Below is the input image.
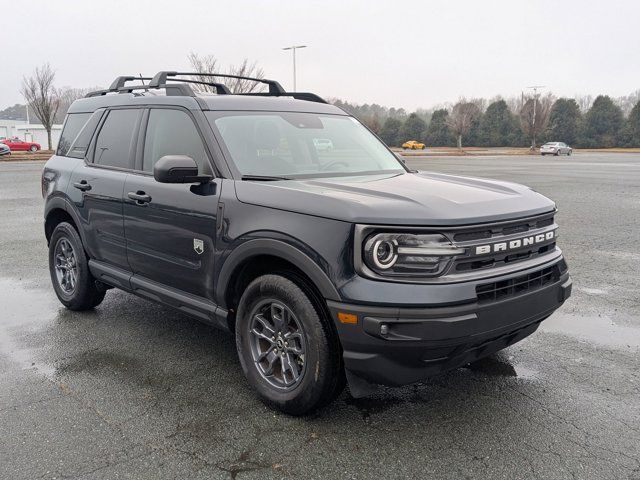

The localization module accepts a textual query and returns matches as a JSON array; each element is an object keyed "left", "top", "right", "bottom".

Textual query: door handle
[
  {"left": 73, "top": 180, "right": 92, "bottom": 191},
  {"left": 127, "top": 191, "right": 152, "bottom": 204}
]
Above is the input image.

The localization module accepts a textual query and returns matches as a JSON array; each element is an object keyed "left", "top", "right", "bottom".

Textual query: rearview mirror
[{"left": 153, "top": 155, "right": 211, "bottom": 184}]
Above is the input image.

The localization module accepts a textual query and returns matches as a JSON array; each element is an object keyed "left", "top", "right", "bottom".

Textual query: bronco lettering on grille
[{"left": 475, "top": 230, "right": 556, "bottom": 255}]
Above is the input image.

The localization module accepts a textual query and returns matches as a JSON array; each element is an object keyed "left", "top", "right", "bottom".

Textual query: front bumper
[{"left": 328, "top": 262, "right": 571, "bottom": 386}]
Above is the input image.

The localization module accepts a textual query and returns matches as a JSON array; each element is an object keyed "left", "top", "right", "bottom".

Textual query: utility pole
[
  {"left": 282, "top": 45, "right": 307, "bottom": 91},
  {"left": 526, "top": 85, "right": 546, "bottom": 149}
]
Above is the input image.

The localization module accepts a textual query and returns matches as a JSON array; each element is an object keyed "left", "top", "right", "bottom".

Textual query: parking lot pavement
[{"left": 1, "top": 154, "right": 639, "bottom": 479}]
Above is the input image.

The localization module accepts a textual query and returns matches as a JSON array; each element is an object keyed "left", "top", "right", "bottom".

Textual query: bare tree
[
  {"left": 519, "top": 93, "right": 554, "bottom": 148},
  {"left": 446, "top": 100, "right": 481, "bottom": 149},
  {"left": 575, "top": 94, "right": 594, "bottom": 114},
  {"left": 55, "top": 86, "right": 100, "bottom": 122},
  {"left": 187, "top": 53, "right": 265, "bottom": 94},
  {"left": 21, "top": 63, "right": 60, "bottom": 150}
]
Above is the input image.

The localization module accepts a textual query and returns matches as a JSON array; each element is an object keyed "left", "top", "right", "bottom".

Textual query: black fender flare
[
  {"left": 215, "top": 238, "right": 341, "bottom": 307},
  {"left": 44, "top": 196, "right": 87, "bottom": 246}
]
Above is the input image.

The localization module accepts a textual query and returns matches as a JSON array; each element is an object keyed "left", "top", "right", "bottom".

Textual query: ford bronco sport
[{"left": 42, "top": 72, "right": 572, "bottom": 415}]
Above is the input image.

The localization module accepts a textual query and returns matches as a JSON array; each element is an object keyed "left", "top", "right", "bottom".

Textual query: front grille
[
  {"left": 448, "top": 212, "right": 557, "bottom": 273},
  {"left": 475, "top": 266, "right": 559, "bottom": 303},
  {"left": 455, "top": 242, "right": 556, "bottom": 272}
]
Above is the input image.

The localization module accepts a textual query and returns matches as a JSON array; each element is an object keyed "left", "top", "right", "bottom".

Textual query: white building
[{"left": 0, "top": 119, "right": 63, "bottom": 149}]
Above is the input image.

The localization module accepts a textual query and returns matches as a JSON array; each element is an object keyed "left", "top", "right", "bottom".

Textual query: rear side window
[
  {"left": 93, "top": 109, "right": 140, "bottom": 169},
  {"left": 57, "top": 113, "right": 91, "bottom": 156},
  {"left": 66, "top": 110, "right": 104, "bottom": 159},
  {"left": 142, "top": 109, "right": 208, "bottom": 173}
]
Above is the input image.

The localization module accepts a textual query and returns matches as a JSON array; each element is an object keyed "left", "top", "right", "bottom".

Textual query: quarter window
[
  {"left": 57, "top": 113, "right": 91, "bottom": 156},
  {"left": 93, "top": 109, "right": 140, "bottom": 169},
  {"left": 142, "top": 109, "right": 208, "bottom": 174}
]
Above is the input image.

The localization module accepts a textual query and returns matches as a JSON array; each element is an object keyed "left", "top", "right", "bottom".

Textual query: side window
[
  {"left": 67, "top": 110, "right": 104, "bottom": 159},
  {"left": 93, "top": 109, "right": 139, "bottom": 169},
  {"left": 57, "top": 113, "right": 91, "bottom": 156},
  {"left": 142, "top": 109, "right": 208, "bottom": 174}
]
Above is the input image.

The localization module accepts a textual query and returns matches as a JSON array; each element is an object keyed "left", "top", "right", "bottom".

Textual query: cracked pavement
[{"left": 0, "top": 153, "right": 639, "bottom": 479}]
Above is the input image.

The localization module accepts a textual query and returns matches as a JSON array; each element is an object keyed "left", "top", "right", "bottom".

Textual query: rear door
[
  {"left": 123, "top": 107, "right": 221, "bottom": 300},
  {"left": 67, "top": 108, "right": 142, "bottom": 272}
]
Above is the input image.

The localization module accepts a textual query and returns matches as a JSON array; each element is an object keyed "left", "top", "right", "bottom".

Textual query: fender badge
[{"left": 193, "top": 238, "right": 204, "bottom": 255}]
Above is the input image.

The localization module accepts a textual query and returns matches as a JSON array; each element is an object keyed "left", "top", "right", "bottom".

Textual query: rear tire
[
  {"left": 49, "top": 222, "right": 106, "bottom": 310},
  {"left": 235, "top": 274, "right": 344, "bottom": 415}
]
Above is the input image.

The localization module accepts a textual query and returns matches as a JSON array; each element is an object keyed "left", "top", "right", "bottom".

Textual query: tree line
[
  {"left": 7, "top": 61, "right": 640, "bottom": 150},
  {"left": 333, "top": 93, "right": 640, "bottom": 149}
]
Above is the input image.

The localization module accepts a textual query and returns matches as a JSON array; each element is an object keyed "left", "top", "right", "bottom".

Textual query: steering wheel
[{"left": 319, "top": 160, "right": 349, "bottom": 171}]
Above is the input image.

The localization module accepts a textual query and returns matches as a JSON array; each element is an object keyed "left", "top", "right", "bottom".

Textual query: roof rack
[
  {"left": 149, "top": 71, "right": 286, "bottom": 95},
  {"left": 85, "top": 72, "right": 328, "bottom": 104}
]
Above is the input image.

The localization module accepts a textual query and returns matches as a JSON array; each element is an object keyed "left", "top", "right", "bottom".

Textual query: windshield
[{"left": 206, "top": 112, "right": 404, "bottom": 178}]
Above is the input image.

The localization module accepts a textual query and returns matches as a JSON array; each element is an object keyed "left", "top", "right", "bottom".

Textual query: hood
[{"left": 234, "top": 171, "right": 556, "bottom": 226}]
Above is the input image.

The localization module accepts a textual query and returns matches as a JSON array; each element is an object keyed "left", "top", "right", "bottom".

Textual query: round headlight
[{"left": 372, "top": 238, "right": 398, "bottom": 269}]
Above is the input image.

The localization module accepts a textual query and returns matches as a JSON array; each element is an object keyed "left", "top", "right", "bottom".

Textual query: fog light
[{"left": 380, "top": 324, "right": 389, "bottom": 335}]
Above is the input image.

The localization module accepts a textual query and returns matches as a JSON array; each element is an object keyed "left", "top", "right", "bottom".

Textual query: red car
[{"left": 1, "top": 137, "right": 41, "bottom": 152}]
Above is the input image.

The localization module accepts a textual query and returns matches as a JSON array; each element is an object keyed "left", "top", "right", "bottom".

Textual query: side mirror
[{"left": 153, "top": 155, "right": 211, "bottom": 184}]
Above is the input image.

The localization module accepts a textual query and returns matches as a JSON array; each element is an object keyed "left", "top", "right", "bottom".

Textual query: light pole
[
  {"left": 282, "top": 45, "right": 307, "bottom": 91},
  {"left": 526, "top": 85, "right": 546, "bottom": 149}
]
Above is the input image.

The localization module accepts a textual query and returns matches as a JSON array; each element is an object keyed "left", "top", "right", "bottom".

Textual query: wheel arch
[
  {"left": 216, "top": 239, "right": 341, "bottom": 331},
  {"left": 44, "top": 197, "right": 85, "bottom": 245}
]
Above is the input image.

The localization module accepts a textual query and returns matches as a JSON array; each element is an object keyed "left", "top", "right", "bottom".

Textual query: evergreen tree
[
  {"left": 623, "top": 101, "right": 640, "bottom": 147},
  {"left": 547, "top": 98, "right": 581, "bottom": 145},
  {"left": 379, "top": 117, "right": 403, "bottom": 147},
  {"left": 478, "top": 100, "right": 515, "bottom": 146},
  {"left": 425, "top": 109, "right": 452, "bottom": 146},
  {"left": 399, "top": 113, "right": 427, "bottom": 142},
  {"left": 583, "top": 95, "right": 624, "bottom": 147}
]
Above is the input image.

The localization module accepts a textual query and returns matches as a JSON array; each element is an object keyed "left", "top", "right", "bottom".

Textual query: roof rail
[
  {"left": 86, "top": 75, "right": 153, "bottom": 97},
  {"left": 85, "top": 71, "right": 328, "bottom": 104},
  {"left": 150, "top": 71, "right": 286, "bottom": 95}
]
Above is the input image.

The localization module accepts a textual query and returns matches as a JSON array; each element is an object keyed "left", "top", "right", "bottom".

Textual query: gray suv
[{"left": 42, "top": 72, "right": 572, "bottom": 414}]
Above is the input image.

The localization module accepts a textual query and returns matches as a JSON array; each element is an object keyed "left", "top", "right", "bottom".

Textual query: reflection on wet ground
[{"left": 541, "top": 312, "right": 640, "bottom": 349}]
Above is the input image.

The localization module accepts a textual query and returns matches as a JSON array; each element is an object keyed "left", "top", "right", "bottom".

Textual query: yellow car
[{"left": 402, "top": 140, "right": 426, "bottom": 150}]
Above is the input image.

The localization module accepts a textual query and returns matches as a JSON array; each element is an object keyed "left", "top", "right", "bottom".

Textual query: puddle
[
  {"left": 577, "top": 287, "right": 609, "bottom": 295},
  {"left": 0, "top": 278, "right": 60, "bottom": 377},
  {"left": 540, "top": 313, "right": 640, "bottom": 349},
  {"left": 465, "top": 354, "right": 540, "bottom": 380}
]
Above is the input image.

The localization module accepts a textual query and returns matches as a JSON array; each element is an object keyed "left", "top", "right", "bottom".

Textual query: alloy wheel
[
  {"left": 248, "top": 299, "right": 307, "bottom": 390},
  {"left": 54, "top": 238, "right": 78, "bottom": 293}
]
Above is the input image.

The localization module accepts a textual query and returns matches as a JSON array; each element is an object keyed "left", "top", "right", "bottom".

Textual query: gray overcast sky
[{"left": 1, "top": 0, "right": 639, "bottom": 111}]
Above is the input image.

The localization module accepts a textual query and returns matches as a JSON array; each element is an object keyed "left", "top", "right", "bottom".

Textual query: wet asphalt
[{"left": 0, "top": 153, "right": 639, "bottom": 479}]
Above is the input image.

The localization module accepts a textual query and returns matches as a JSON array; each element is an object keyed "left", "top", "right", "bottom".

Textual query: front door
[{"left": 123, "top": 107, "right": 220, "bottom": 300}]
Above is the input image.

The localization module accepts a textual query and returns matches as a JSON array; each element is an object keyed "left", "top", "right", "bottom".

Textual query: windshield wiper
[{"left": 241, "top": 175, "right": 292, "bottom": 181}]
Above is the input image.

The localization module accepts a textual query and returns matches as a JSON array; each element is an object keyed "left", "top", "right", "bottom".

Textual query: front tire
[
  {"left": 567, "top": 149, "right": 572, "bottom": 156},
  {"left": 30, "top": 145, "right": 38, "bottom": 152},
  {"left": 235, "top": 274, "right": 344, "bottom": 415},
  {"left": 49, "top": 222, "right": 105, "bottom": 310}
]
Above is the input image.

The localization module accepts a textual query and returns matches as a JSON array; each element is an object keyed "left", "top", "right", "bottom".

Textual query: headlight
[{"left": 363, "top": 233, "right": 465, "bottom": 277}]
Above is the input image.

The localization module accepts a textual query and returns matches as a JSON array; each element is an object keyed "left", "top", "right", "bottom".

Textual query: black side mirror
[{"left": 153, "top": 155, "right": 211, "bottom": 184}]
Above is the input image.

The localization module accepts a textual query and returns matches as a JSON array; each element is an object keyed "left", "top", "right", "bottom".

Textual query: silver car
[
  {"left": 540, "top": 142, "right": 572, "bottom": 156},
  {"left": 0, "top": 143, "right": 11, "bottom": 156}
]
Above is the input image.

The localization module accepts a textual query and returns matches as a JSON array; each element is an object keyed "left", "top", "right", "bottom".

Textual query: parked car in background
[
  {"left": 402, "top": 140, "right": 426, "bottom": 150},
  {"left": 0, "top": 143, "right": 10, "bottom": 156},
  {"left": 540, "top": 142, "right": 572, "bottom": 156},
  {"left": 313, "top": 138, "right": 334, "bottom": 151},
  {"left": 1, "top": 137, "right": 41, "bottom": 152}
]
